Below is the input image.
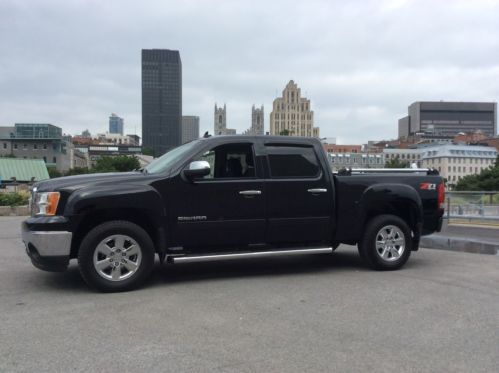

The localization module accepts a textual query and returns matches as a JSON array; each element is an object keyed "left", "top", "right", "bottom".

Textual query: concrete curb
[
  {"left": 421, "top": 235, "right": 499, "bottom": 255},
  {"left": 0, "top": 205, "right": 29, "bottom": 216}
]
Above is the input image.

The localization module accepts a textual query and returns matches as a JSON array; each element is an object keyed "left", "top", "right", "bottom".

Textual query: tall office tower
[
  {"left": 398, "top": 101, "right": 497, "bottom": 139},
  {"left": 214, "top": 104, "right": 236, "bottom": 135},
  {"left": 270, "top": 80, "right": 319, "bottom": 137},
  {"left": 181, "top": 116, "right": 200, "bottom": 144},
  {"left": 109, "top": 113, "right": 124, "bottom": 135},
  {"left": 142, "top": 49, "right": 182, "bottom": 156},
  {"left": 243, "top": 105, "right": 265, "bottom": 135}
]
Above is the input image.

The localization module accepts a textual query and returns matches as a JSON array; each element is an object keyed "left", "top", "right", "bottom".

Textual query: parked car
[{"left": 22, "top": 136, "right": 444, "bottom": 292}]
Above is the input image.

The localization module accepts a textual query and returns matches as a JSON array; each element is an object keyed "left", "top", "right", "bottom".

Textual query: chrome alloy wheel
[
  {"left": 92, "top": 235, "right": 142, "bottom": 282},
  {"left": 375, "top": 225, "right": 406, "bottom": 262}
]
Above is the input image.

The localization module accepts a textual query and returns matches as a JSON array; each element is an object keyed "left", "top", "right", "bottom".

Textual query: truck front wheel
[
  {"left": 78, "top": 220, "right": 155, "bottom": 292},
  {"left": 359, "top": 214, "right": 412, "bottom": 270}
]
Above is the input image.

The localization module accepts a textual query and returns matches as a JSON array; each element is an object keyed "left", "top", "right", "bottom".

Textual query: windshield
[{"left": 144, "top": 140, "right": 201, "bottom": 174}]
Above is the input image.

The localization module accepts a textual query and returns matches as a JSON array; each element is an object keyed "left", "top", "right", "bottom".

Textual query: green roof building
[
  {"left": 0, "top": 158, "right": 49, "bottom": 184},
  {"left": 0, "top": 123, "right": 71, "bottom": 172}
]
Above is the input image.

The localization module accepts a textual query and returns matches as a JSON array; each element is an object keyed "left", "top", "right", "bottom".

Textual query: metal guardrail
[{"left": 445, "top": 191, "right": 499, "bottom": 225}]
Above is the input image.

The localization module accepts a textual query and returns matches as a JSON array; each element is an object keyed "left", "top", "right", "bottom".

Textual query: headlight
[{"left": 33, "top": 192, "right": 61, "bottom": 216}]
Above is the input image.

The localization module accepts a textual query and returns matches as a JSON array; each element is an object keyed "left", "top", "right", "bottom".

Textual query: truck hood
[{"left": 34, "top": 172, "right": 146, "bottom": 193}]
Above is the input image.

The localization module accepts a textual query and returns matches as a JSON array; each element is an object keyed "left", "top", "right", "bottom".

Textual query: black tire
[
  {"left": 358, "top": 214, "right": 412, "bottom": 270},
  {"left": 78, "top": 220, "right": 155, "bottom": 292}
]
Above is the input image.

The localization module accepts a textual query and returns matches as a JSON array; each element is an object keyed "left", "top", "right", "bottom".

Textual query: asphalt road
[{"left": 1, "top": 217, "right": 498, "bottom": 373}]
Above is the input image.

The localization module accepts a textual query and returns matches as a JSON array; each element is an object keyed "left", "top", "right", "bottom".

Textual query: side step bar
[{"left": 168, "top": 247, "right": 333, "bottom": 264}]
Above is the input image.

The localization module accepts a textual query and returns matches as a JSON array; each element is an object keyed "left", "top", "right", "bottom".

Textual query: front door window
[{"left": 194, "top": 143, "right": 256, "bottom": 179}]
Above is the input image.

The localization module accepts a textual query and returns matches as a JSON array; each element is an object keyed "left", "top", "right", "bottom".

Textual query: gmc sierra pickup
[{"left": 22, "top": 136, "right": 444, "bottom": 292}]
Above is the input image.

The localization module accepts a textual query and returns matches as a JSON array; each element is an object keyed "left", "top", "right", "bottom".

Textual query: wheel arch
[
  {"left": 70, "top": 207, "right": 166, "bottom": 259},
  {"left": 358, "top": 183, "right": 423, "bottom": 245}
]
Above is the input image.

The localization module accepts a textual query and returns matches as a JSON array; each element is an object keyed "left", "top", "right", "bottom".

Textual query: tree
[
  {"left": 47, "top": 166, "right": 62, "bottom": 178},
  {"left": 279, "top": 129, "right": 292, "bottom": 136},
  {"left": 94, "top": 155, "right": 141, "bottom": 173},
  {"left": 65, "top": 167, "right": 90, "bottom": 176},
  {"left": 385, "top": 156, "right": 409, "bottom": 168},
  {"left": 455, "top": 155, "right": 499, "bottom": 191},
  {"left": 142, "top": 147, "right": 155, "bottom": 157}
]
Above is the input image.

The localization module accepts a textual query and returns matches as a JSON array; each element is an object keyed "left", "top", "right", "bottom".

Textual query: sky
[{"left": 1, "top": 0, "right": 499, "bottom": 144}]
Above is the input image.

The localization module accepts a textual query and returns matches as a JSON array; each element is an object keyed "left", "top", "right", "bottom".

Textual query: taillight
[{"left": 437, "top": 182, "right": 445, "bottom": 210}]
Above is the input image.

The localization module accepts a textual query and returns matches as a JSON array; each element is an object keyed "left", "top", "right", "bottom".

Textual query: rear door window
[{"left": 266, "top": 145, "right": 320, "bottom": 178}]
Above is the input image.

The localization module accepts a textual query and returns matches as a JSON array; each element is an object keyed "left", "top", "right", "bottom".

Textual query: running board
[{"left": 169, "top": 247, "right": 333, "bottom": 264}]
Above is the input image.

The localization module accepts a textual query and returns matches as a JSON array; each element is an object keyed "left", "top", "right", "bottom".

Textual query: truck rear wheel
[
  {"left": 359, "top": 214, "right": 412, "bottom": 270},
  {"left": 78, "top": 220, "right": 155, "bottom": 292}
]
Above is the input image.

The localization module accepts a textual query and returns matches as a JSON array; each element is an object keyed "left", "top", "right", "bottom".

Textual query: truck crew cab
[{"left": 22, "top": 136, "right": 445, "bottom": 292}]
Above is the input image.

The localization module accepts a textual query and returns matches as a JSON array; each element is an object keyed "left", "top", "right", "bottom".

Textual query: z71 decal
[{"left": 420, "top": 183, "right": 436, "bottom": 190}]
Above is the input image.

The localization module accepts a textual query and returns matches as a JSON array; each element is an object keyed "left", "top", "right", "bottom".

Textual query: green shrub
[
  {"left": 94, "top": 155, "right": 140, "bottom": 172},
  {"left": 0, "top": 191, "right": 30, "bottom": 207},
  {"left": 47, "top": 166, "right": 62, "bottom": 179},
  {"left": 454, "top": 155, "right": 499, "bottom": 191}
]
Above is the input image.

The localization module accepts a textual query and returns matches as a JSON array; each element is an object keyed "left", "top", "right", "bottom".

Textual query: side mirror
[{"left": 183, "top": 160, "right": 211, "bottom": 181}]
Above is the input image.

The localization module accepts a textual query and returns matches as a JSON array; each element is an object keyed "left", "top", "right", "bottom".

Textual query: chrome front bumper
[{"left": 21, "top": 224, "right": 72, "bottom": 257}]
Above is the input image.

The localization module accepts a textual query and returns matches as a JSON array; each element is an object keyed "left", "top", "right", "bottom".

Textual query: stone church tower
[
  {"left": 214, "top": 104, "right": 226, "bottom": 135},
  {"left": 243, "top": 105, "right": 265, "bottom": 135},
  {"left": 214, "top": 104, "right": 236, "bottom": 135},
  {"left": 251, "top": 105, "right": 264, "bottom": 135}
]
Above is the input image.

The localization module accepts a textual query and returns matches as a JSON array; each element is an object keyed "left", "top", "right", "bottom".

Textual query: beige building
[
  {"left": 182, "top": 116, "right": 200, "bottom": 144},
  {"left": 420, "top": 144, "right": 497, "bottom": 185},
  {"left": 270, "top": 80, "right": 319, "bottom": 137},
  {"left": 383, "top": 148, "right": 423, "bottom": 167},
  {"left": 95, "top": 133, "right": 140, "bottom": 146},
  {"left": 68, "top": 142, "right": 89, "bottom": 169}
]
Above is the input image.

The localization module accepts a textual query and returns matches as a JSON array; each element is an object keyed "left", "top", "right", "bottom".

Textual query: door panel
[
  {"left": 264, "top": 145, "right": 333, "bottom": 245},
  {"left": 266, "top": 178, "right": 331, "bottom": 244},
  {"left": 173, "top": 179, "right": 265, "bottom": 249},
  {"left": 169, "top": 142, "right": 265, "bottom": 251}
]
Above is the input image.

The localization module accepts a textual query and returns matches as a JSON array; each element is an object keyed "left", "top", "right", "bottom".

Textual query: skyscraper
[
  {"left": 142, "top": 49, "right": 182, "bottom": 156},
  {"left": 270, "top": 80, "right": 319, "bottom": 137},
  {"left": 181, "top": 116, "right": 200, "bottom": 144},
  {"left": 109, "top": 113, "right": 124, "bottom": 135},
  {"left": 398, "top": 101, "right": 497, "bottom": 138}
]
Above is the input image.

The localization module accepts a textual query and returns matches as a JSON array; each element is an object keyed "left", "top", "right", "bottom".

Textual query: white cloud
[{"left": 0, "top": 0, "right": 498, "bottom": 144}]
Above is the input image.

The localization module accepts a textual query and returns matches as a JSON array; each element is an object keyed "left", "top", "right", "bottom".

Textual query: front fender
[{"left": 63, "top": 184, "right": 165, "bottom": 218}]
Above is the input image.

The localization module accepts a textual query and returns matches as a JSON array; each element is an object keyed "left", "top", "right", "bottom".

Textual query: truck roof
[{"left": 199, "top": 135, "right": 322, "bottom": 145}]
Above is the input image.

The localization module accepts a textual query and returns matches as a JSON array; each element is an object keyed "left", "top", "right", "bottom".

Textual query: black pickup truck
[{"left": 22, "top": 136, "right": 444, "bottom": 292}]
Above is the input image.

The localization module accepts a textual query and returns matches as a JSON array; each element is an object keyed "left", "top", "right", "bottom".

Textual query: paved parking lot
[{"left": 1, "top": 216, "right": 498, "bottom": 372}]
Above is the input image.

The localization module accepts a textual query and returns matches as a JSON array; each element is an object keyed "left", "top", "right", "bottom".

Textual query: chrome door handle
[
  {"left": 239, "top": 190, "right": 262, "bottom": 196},
  {"left": 307, "top": 188, "right": 327, "bottom": 193}
]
